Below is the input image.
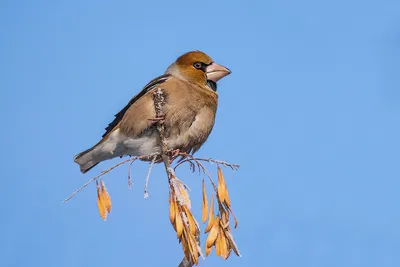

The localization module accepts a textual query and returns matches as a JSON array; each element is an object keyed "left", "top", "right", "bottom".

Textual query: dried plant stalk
[
  {"left": 64, "top": 87, "right": 241, "bottom": 267},
  {"left": 153, "top": 88, "right": 201, "bottom": 266}
]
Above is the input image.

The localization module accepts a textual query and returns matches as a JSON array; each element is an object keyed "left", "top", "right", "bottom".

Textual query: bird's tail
[{"left": 74, "top": 146, "right": 99, "bottom": 174}]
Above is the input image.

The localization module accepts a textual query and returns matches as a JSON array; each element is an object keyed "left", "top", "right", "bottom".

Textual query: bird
[{"left": 74, "top": 51, "right": 231, "bottom": 173}]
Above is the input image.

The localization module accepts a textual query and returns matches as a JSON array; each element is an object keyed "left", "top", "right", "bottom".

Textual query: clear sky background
[{"left": 1, "top": 0, "right": 400, "bottom": 266}]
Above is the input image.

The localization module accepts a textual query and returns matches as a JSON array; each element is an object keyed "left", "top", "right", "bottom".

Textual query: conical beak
[{"left": 206, "top": 63, "right": 231, "bottom": 82}]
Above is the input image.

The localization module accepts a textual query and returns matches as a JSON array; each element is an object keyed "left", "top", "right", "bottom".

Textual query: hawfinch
[{"left": 74, "top": 51, "right": 231, "bottom": 173}]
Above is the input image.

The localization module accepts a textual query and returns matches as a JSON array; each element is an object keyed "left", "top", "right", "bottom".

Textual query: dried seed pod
[
  {"left": 183, "top": 206, "right": 198, "bottom": 236},
  {"left": 224, "top": 230, "right": 241, "bottom": 257},
  {"left": 187, "top": 229, "right": 200, "bottom": 265},
  {"left": 96, "top": 180, "right": 111, "bottom": 221},
  {"left": 215, "top": 230, "right": 222, "bottom": 256},
  {"left": 224, "top": 189, "right": 231, "bottom": 207},
  {"left": 223, "top": 203, "right": 239, "bottom": 229},
  {"left": 175, "top": 206, "right": 184, "bottom": 238},
  {"left": 96, "top": 181, "right": 107, "bottom": 221},
  {"left": 169, "top": 195, "right": 176, "bottom": 225},
  {"left": 205, "top": 194, "right": 215, "bottom": 233},
  {"left": 201, "top": 179, "right": 208, "bottom": 223},
  {"left": 220, "top": 205, "right": 229, "bottom": 227},
  {"left": 181, "top": 232, "right": 191, "bottom": 262},
  {"left": 205, "top": 218, "right": 219, "bottom": 248},
  {"left": 217, "top": 166, "right": 226, "bottom": 203},
  {"left": 100, "top": 180, "right": 112, "bottom": 213},
  {"left": 219, "top": 229, "right": 230, "bottom": 259},
  {"left": 205, "top": 245, "right": 212, "bottom": 257},
  {"left": 222, "top": 247, "right": 231, "bottom": 260}
]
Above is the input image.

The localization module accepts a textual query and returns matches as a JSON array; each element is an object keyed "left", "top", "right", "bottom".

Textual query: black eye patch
[{"left": 193, "top": 62, "right": 209, "bottom": 72}]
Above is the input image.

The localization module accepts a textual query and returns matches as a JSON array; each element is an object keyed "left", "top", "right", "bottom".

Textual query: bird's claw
[
  {"left": 148, "top": 116, "right": 165, "bottom": 126},
  {"left": 167, "top": 149, "right": 181, "bottom": 161}
]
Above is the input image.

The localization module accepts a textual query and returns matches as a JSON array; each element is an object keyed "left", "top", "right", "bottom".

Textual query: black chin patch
[{"left": 207, "top": 80, "right": 217, "bottom": 91}]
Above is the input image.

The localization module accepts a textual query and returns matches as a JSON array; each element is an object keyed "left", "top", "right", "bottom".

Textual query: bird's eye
[{"left": 193, "top": 62, "right": 203, "bottom": 70}]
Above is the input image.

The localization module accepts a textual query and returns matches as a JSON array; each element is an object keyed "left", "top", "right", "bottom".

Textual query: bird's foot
[
  {"left": 167, "top": 149, "right": 181, "bottom": 161},
  {"left": 148, "top": 116, "right": 165, "bottom": 126}
]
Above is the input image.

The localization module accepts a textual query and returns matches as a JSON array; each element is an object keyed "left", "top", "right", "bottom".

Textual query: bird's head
[{"left": 166, "top": 51, "right": 231, "bottom": 89}]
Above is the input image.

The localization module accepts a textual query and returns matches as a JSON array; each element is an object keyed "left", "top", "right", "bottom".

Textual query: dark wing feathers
[{"left": 102, "top": 74, "right": 171, "bottom": 138}]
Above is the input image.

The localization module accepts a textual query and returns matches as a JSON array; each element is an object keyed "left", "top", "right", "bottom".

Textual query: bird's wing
[{"left": 102, "top": 74, "right": 171, "bottom": 138}]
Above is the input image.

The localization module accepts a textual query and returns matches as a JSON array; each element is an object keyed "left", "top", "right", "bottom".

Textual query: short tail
[{"left": 74, "top": 146, "right": 99, "bottom": 174}]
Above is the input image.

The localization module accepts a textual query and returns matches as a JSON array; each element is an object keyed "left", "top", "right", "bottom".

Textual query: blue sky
[{"left": 1, "top": 0, "right": 400, "bottom": 266}]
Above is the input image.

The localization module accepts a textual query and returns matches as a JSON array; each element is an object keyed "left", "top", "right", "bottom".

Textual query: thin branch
[
  {"left": 178, "top": 256, "right": 192, "bottom": 267},
  {"left": 176, "top": 153, "right": 218, "bottom": 192},
  {"left": 152, "top": 88, "right": 172, "bottom": 174},
  {"left": 63, "top": 157, "right": 134, "bottom": 203},
  {"left": 144, "top": 155, "right": 157, "bottom": 198},
  {"left": 176, "top": 153, "right": 241, "bottom": 230},
  {"left": 174, "top": 155, "right": 240, "bottom": 171},
  {"left": 63, "top": 153, "right": 157, "bottom": 203},
  {"left": 152, "top": 88, "right": 194, "bottom": 267},
  {"left": 127, "top": 157, "right": 137, "bottom": 188}
]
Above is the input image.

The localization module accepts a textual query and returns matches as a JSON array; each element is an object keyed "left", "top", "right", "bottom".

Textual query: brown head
[{"left": 166, "top": 51, "right": 231, "bottom": 86}]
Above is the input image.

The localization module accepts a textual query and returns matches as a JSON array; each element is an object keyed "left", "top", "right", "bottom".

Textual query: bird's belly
[
  {"left": 121, "top": 132, "right": 204, "bottom": 157},
  {"left": 122, "top": 132, "right": 161, "bottom": 156}
]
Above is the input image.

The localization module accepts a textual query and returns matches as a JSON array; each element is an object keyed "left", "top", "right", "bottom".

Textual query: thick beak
[{"left": 206, "top": 63, "right": 231, "bottom": 82}]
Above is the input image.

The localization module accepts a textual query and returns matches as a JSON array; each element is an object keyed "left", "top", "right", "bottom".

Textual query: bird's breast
[{"left": 161, "top": 80, "right": 218, "bottom": 153}]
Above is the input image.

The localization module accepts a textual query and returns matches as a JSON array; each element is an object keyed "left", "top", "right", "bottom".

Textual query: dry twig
[
  {"left": 64, "top": 154, "right": 153, "bottom": 203},
  {"left": 64, "top": 88, "right": 240, "bottom": 267},
  {"left": 175, "top": 154, "right": 240, "bottom": 172},
  {"left": 152, "top": 88, "right": 196, "bottom": 267},
  {"left": 144, "top": 155, "right": 157, "bottom": 198}
]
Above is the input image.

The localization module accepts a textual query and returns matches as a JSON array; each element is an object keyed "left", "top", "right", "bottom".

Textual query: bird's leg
[
  {"left": 148, "top": 115, "right": 165, "bottom": 127},
  {"left": 167, "top": 149, "right": 181, "bottom": 162}
]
